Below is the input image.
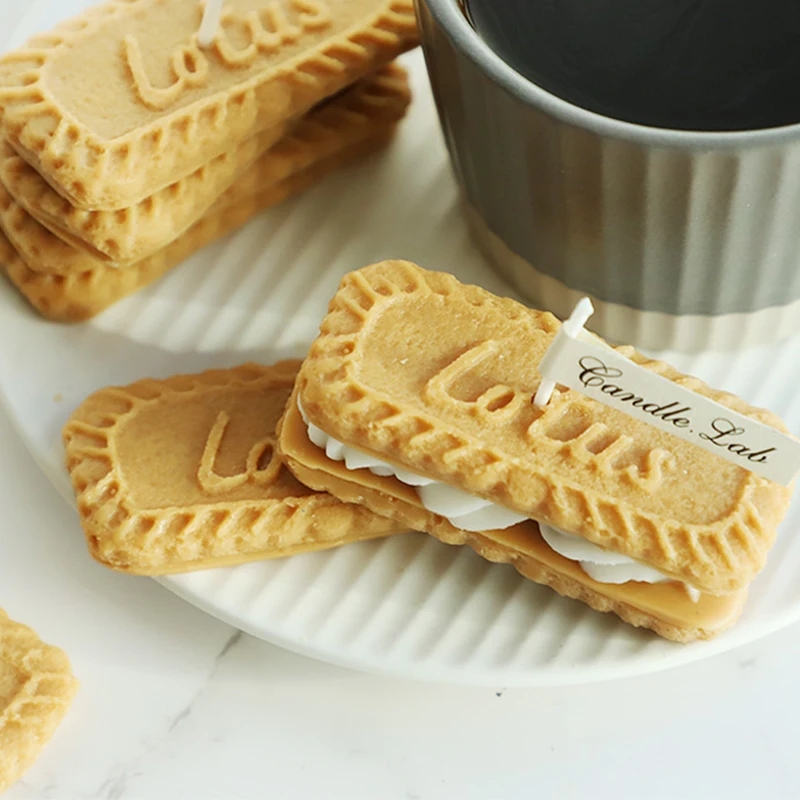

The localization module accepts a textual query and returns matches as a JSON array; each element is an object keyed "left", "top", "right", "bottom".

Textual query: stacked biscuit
[
  {"left": 279, "top": 262, "right": 795, "bottom": 643},
  {"left": 63, "top": 261, "right": 795, "bottom": 644},
  {"left": 0, "top": 0, "right": 418, "bottom": 321}
]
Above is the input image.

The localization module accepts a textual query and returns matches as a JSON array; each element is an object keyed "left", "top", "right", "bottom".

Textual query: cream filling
[
  {"left": 538, "top": 524, "right": 701, "bottom": 601},
  {"left": 300, "top": 403, "right": 701, "bottom": 600}
]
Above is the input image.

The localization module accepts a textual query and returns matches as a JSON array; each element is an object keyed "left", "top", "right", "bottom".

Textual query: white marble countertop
[{"left": 3, "top": 399, "right": 800, "bottom": 800}]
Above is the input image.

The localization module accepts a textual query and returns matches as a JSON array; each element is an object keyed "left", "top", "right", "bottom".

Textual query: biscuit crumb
[{"left": 0, "top": 610, "right": 78, "bottom": 793}]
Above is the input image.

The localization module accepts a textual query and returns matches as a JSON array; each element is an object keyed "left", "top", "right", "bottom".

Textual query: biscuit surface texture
[
  {"left": 295, "top": 261, "right": 793, "bottom": 594},
  {"left": 0, "top": 64, "right": 410, "bottom": 267},
  {"left": 63, "top": 361, "right": 401, "bottom": 574},
  {"left": 0, "top": 0, "right": 418, "bottom": 208},
  {"left": 0, "top": 610, "right": 78, "bottom": 794},
  {"left": 0, "top": 119, "right": 401, "bottom": 318}
]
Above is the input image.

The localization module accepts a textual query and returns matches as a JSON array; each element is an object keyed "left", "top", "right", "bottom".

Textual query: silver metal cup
[{"left": 416, "top": 0, "right": 800, "bottom": 350}]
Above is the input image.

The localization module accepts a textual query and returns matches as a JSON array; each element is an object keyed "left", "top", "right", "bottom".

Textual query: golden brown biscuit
[
  {"left": 0, "top": 127, "right": 398, "bottom": 320},
  {"left": 0, "top": 0, "right": 418, "bottom": 209},
  {"left": 63, "top": 361, "right": 403, "bottom": 575},
  {"left": 0, "top": 64, "right": 411, "bottom": 267},
  {"left": 0, "top": 609, "right": 78, "bottom": 794},
  {"left": 278, "top": 393, "right": 749, "bottom": 642},
  {"left": 286, "top": 261, "right": 792, "bottom": 596}
]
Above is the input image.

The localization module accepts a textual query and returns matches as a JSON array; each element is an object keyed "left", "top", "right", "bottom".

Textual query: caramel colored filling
[{"left": 280, "top": 397, "right": 748, "bottom": 632}]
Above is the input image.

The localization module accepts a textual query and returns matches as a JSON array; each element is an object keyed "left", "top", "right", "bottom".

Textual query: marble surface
[{"left": 2, "top": 399, "right": 800, "bottom": 800}]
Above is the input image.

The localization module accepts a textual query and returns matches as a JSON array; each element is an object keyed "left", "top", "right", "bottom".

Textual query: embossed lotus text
[
  {"left": 124, "top": 0, "right": 333, "bottom": 110},
  {"left": 423, "top": 341, "right": 525, "bottom": 423},
  {"left": 422, "top": 341, "right": 674, "bottom": 490},
  {"left": 197, "top": 410, "right": 283, "bottom": 495}
]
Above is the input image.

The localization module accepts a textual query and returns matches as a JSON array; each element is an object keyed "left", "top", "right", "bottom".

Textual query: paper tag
[{"left": 537, "top": 320, "right": 800, "bottom": 486}]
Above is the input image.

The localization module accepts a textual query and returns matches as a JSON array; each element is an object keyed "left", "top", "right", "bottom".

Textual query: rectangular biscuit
[
  {"left": 0, "top": 63, "right": 409, "bottom": 276},
  {"left": 0, "top": 0, "right": 418, "bottom": 210},
  {"left": 292, "top": 261, "right": 793, "bottom": 595},
  {"left": 0, "top": 64, "right": 410, "bottom": 267},
  {"left": 277, "top": 397, "right": 749, "bottom": 642},
  {"left": 0, "top": 610, "right": 78, "bottom": 794},
  {"left": 0, "top": 125, "right": 399, "bottom": 320},
  {"left": 63, "top": 361, "right": 403, "bottom": 575}
]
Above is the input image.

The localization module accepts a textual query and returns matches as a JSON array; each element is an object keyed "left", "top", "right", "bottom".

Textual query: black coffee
[{"left": 463, "top": 0, "right": 800, "bottom": 131}]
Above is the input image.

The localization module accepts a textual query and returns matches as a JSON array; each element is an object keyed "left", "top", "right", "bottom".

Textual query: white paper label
[{"left": 538, "top": 329, "right": 800, "bottom": 486}]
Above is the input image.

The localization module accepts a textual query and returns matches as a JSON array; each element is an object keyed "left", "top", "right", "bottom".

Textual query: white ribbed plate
[{"left": 1, "top": 3, "right": 800, "bottom": 685}]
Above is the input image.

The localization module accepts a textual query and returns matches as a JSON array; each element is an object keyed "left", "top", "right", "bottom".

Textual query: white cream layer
[
  {"left": 300, "top": 403, "right": 700, "bottom": 599},
  {"left": 539, "top": 524, "right": 700, "bottom": 601},
  {"left": 302, "top": 404, "right": 528, "bottom": 532}
]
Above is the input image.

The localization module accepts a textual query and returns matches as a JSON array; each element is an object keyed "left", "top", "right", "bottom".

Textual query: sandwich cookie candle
[{"left": 278, "top": 261, "right": 797, "bottom": 642}]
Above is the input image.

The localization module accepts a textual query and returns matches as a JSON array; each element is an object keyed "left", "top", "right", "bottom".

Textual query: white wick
[
  {"left": 534, "top": 297, "right": 595, "bottom": 408},
  {"left": 198, "top": 0, "right": 225, "bottom": 48}
]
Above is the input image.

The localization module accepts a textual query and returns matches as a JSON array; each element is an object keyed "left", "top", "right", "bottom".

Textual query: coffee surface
[{"left": 464, "top": 0, "right": 800, "bottom": 131}]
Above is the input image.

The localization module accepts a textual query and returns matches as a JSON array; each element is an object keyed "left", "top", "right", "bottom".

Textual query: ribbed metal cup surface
[{"left": 417, "top": 0, "right": 800, "bottom": 351}]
